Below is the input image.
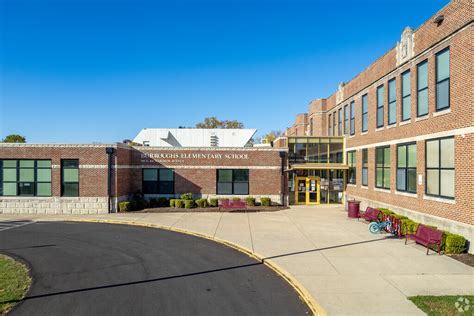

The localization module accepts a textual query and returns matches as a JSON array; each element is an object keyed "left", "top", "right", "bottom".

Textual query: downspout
[
  {"left": 105, "top": 147, "right": 115, "bottom": 213},
  {"left": 279, "top": 150, "right": 286, "bottom": 205}
]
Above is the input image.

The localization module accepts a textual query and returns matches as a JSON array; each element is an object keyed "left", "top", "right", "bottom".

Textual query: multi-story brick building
[{"left": 279, "top": 0, "right": 472, "bottom": 250}]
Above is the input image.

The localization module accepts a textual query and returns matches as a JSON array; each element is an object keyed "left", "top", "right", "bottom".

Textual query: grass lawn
[
  {"left": 409, "top": 296, "right": 474, "bottom": 316},
  {"left": 0, "top": 255, "right": 31, "bottom": 315}
]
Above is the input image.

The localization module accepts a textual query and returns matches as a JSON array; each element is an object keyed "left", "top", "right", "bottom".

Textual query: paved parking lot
[
  {"left": 0, "top": 220, "right": 33, "bottom": 232},
  {"left": 2, "top": 206, "right": 473, "bottom": 315}
]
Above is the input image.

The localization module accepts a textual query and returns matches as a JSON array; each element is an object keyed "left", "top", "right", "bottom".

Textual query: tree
[
  {"left": 261, "top": 130, "right": 282, "bottom": 144},
  {"left": 2, "top": 134, "right": 26, "bottom": 143},
  {"left": 196, "top": 117, "right": 244, "bottom": 129}
]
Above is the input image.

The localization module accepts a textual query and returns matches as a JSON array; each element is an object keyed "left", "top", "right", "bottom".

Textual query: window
[
  {"left": 417, "top": 60, "right": 428, "bottom": 117},
  {"left": 0, "top": 160, "right": 52, "bottom": 197},
  {"left": 142, "top": 168, "right": 175, "bottom": 194},
  {"left": 309, "top": 118, "right": 313, "bottom": 136},
  {"left": 347, "top": 151, "right": 356, "bottom": 184},
  {"left": 338, "top": 109, "right": 342, "bottom": 136},
  {"left": 436, "top": 48, "right": 450, "bottom": 111},
  {"left": 61, "top": 159, "right": 79, "bottom": 197},
  {"left": 361, "top": 94, "right": 368, "bottom": 132},
  {"left": 376, "top": 85, "right": 384, "bottom": 128},
  {"left": 344, "top": 105, "right": 349, "bottom": 134},
  {"left": 426, "top": 137, "right": 454, "bottom": 198},
  {"left": 350, "top": 101, "right": 355, "bottom": 135},
  {"left": 328, "top": 114, "right": 332, "bottom": 136},
  {"left": 397, "top": 143, "right": 416, "bottom": 193},
  {"left": 401, "top": 71, "right": 411, "bottom": 121},
  {"left": 332, "top": 111, "right": 336, "bottom": 136},
  {"left": 388, "top": 78, "right": 396, "bottom": 125},
  {"left": 375, "top": 146, "right": 390, "bottom": 189},
  {"left": 362, "top": 149, "right": 368, "bottom": 186},
  {"left": 217, "top": 169, "right": 249, "bottom": 195}
]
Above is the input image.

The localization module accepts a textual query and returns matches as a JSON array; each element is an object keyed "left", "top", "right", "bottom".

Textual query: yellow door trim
[{"left": 295, "top": 176, "right": 320, "bottom": 205}]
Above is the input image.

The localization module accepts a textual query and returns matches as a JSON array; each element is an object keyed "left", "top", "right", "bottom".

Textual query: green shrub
[
  {"left": 220, "top": 198, "right": 229, "bottom": 202},
  {"left": 149, "top": 198, "right": 158, "bottom": 208},
  {"left": 118, "top": 201, "right": 132, "bottom": 212},
  {"left": 181, "top": 193, "right": 194, "bottom": 200},
  {"left": 260, "top": 197, "right": 271, "bottom": 206},
  {"left": 209, "top": 198, "right": 218, "bottom": 207},
  {"left": 175, "top": 199, "right": 184, "bottom": 208},
  {"left": 184, "top": 200, "right": 194, "bottom": 209},
  {"left": 131, "top": 198, "right": 147, "bottom": 210},
  {"left": 195, "top": 198, "right": 207, "bottom": 208},
  {"left": 401, "top": 219, "right": 419, "bottom": 235},
  {"left": 444, "top": 232, "right": 466, "bottom": 254},
  {"left": 170, "top": 199, "right": 176, "bottom": 207},
  {"left": 232, "top": 197, "right": 241, "bottom": 201},
  {"left": 158, "top": 197, "right": 168, "bottom": 207},
  {"left": 245, "top": 196, "right": 256, "bottom": 206}
]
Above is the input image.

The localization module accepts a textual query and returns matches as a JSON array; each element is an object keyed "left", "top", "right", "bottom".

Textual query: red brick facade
[
  {"left": 283, "top": 0, "right": 473, "bottom": 248},
  {"left": 0, "top": 144, "right": 286, "bottom": 214}
]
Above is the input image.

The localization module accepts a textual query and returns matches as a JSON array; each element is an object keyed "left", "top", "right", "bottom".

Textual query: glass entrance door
[{"left": 295, "top": 177, "right": 320, "bottom": 204}]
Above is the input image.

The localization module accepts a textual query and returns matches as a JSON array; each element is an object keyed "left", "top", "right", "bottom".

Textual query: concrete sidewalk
[{"left": 2, "top": 206, "right": 473, "bottom": 315}]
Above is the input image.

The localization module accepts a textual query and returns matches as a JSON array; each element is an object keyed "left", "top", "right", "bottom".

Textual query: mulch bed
[
  {"left": 138, "top": 206, "right": 289, "bottom": 213},
  {"left": 448, "top": 253, "right": 474, "bottom": 267}
]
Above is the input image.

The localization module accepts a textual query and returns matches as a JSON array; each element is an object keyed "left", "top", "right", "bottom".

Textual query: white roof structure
[{"left": 132, "top": 128, "right": 257, "bottom": 147}]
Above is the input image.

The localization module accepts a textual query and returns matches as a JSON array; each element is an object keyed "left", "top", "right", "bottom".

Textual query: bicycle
[{"left": 368, "top": 220, "right": 396, "bottom": 235}]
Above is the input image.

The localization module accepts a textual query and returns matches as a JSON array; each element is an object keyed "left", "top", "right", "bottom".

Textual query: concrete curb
[{"left": 64, "top": 218, "right": 326, "bottom": 316}]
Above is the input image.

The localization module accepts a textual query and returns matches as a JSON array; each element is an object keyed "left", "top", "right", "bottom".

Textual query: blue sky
[{"left": 0, "top": 0, "right": 448, "bottom": 143}]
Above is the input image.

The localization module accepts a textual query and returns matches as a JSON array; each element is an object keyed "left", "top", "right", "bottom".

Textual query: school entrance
[{"left": 295, "top": 176, "right": 320, "bottom": 204}]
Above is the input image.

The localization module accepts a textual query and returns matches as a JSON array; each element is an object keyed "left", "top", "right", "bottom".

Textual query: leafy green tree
[
  {"left": 2, "top": 134, "right": 26, "bottom": 143},
  {"left": 196, "top": 117, "right": 243, "bottom": 129}
]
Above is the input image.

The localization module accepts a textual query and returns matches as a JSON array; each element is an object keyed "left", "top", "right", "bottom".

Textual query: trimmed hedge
[
  {"left": 158, "top": 197, "right": 168, "bottom": 207},
  {"left": 195, "top": 198, "right": 207, "bottom": 208},
  {"left": 184, "top": 200, "right": 194, "bottom": 209},
  {"left": 376, "top": 207, "right": 467, "bottom": 254},
  {"left": 181, "top": 193, "right": 194, "bottom": 200},
  {"left": 209, "top": 198, "right": 218, "bottom": 207},
  {"left": 149, "top": 198, "right": 158, "bottom": 208},
  {"left": 170, "top": 199, "right": 176, "bottom": 207},
  {"left": 118, "top": 201, "right": 132, "bottom": 212},
  {"left": 260, "top": 197, "right": 271, "bottom": 206},
  {"left": 175, "top": 199, "right": 184, "bottom": 208},
  {"left": 245, "top": 196, "right": 256, "bottom": 206},
  {"left": 443, "top": 232, "right": 466, "bottom": 254}
]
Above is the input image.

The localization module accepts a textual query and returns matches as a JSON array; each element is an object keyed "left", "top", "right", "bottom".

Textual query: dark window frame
[
  {"left": 361, "top": 94, "right": 368, "bottom": 132},
  {"left": 362, "top": 148, "right": 368, "bottom": 186},
  {"left": 375, "top": 146, "right": 390, "bottom": 189},
  {"left": 425, "top": 136, "right": 455, "bottom": 200},
  {"left": 388, "top": 78, "right": 397, "bottom": 125},
  {"left": 396, "top": 142, "right": 417, "bottom": 193},
  {"left": 338, "top": 109, "right": 342, "bottom": 136},
  {"left": 401, "top": 70, "right": 411, "bottom": 121},
  {"left": 332, "top": 111, "right": 336, "bottom": 136},
  {"left": 416, "top": 59, "right": 429, "bottom": 117},
  {"left": 376, "top": 85, "right": 384, "bottom": 128},
  {"left": 344, "top": 104, "right": 349, "bottom": 135},
  {"left": 1, "top": 159, "right": 52, "bottom": 197},
  {"left": 61, "top": 159, "right": 79, "bottom": 197},
  {"left": 216, "top": 169, "right": 249, "bottom": 195},
  {"left": 435, "top": 47, "right": 450, "bottom": 112},
  {"left": 328, "top": 114, "right": 332, "bottom": 136},
  {"left": 347, "top": 151, "right": 356, "bottom": 184},
  {"left": 350, "top": 101, "right": 355, "bottom": 135},
  {"left": 142, "top": 168, "right": 175, "bottom": 194}
]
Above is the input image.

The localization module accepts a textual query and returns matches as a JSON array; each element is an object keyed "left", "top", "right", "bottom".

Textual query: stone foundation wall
[{"left": 0, "top": 197, "right": 110, "bottom": 214}]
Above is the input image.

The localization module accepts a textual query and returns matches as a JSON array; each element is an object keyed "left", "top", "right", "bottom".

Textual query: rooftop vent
[{"left": 210, "top": 135, "right": 219, "bottom": 147}]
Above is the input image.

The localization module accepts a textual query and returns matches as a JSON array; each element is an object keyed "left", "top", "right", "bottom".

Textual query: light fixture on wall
[{"left": 433, "top": 15, "right": 444, "bottom": 26}]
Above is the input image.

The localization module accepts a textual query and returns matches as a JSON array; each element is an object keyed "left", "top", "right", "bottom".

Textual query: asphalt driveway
[{"left": 1, "top": 221, "right": 310, "bottom": 315}]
